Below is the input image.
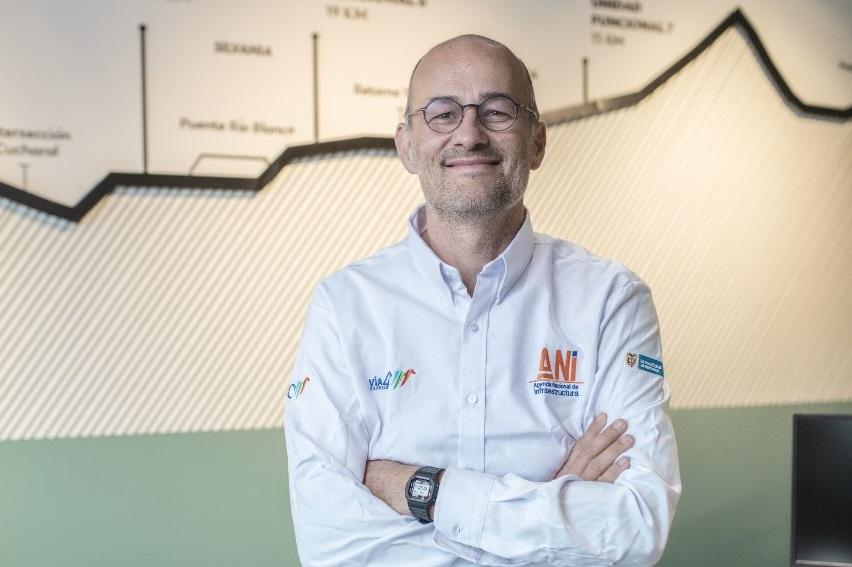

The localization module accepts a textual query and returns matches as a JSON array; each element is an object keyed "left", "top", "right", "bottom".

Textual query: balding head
[
  {"left": 393, "top": 33, "right": 547, "bottom": 226},
  {"left": 404, "top": 35, "right": 538, "bottom": 119}
]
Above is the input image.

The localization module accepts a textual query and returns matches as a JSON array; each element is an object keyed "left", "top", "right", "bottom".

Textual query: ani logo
[
  {"left": 626, "top": 352, "right": 638, "bottom": 368},
  {"left": 529, "top": 347, "right": 582, "bottom": 397},
  {"left": 288, "top": 377, "right": 310, "bottom": 400},
  {"left": 369, "top": 368, "right": 416, "bottom": 391}
]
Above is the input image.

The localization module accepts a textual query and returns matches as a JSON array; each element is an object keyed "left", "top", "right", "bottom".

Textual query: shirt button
[
  {"left": 469, "top": 322, "right": 479, "bottom": 332},
  {"left": 466, "top": 394, "right": 478, "bottom": 405}
]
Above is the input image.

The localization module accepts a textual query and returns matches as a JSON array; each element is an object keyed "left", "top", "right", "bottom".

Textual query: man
[{"left": 285, "top": 35, "right": 680, "bottom": 566}]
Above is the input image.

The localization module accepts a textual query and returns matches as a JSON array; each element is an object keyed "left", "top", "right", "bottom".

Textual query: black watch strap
[{"left": 405, "top": 466, "right": 444, "bottom": 524}]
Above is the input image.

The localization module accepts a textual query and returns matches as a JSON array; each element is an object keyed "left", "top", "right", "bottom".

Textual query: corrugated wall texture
[
  {"left": 1, "top": 27, "right": 850, "bottom": 440},
  {"left": 527, "top": 27, "right": 852, "bottom": 408},
  {"left": 0, "top": 152, "right": 421, "bottom": 441}
]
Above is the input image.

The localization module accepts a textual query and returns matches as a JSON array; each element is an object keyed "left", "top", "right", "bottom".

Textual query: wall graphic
[
  {"left": 1, "top": 0, "right": 850, "bottom": 213},
  {"left": 2, "top": 8, "right": 850, "bottom": 567},
  {"left": 1, "top": 16, "right": 850, "bottom": 440}
]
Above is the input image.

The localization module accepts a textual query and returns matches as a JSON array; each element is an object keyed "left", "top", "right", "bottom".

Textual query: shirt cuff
[{"left": 433, "top": 467, "right": 496, "bottom": 549}]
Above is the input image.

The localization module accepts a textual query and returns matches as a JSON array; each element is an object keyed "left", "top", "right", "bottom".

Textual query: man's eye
[
  {"left": 481, "top": 109, "right": 513, "bottom": 124},
  {"left": 430, "top": 111, "right": 459, "bottom": 122}
]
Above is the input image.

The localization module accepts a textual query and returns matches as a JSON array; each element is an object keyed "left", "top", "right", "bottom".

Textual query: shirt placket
[{"left": 456, "top": 269, "right": 499, "bottom": 472}]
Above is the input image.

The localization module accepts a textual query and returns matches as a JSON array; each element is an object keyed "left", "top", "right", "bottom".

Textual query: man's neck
[{"left": 421, "top": 203, "right": 526, "bottom": 296}]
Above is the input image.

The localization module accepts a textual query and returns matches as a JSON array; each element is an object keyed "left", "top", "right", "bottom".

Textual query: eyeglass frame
[{"left": 406, "top": 94, "right": 540, "bottom": 134}]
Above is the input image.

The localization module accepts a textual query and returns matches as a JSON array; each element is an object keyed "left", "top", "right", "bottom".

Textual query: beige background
[{"left": 2, "top": 26, "right": 850, "bottom": 441}]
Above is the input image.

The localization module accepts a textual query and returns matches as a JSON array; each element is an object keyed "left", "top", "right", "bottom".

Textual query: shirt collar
[
  {"left": 406, "top": 204, "right": 535, "bottom": 305},
  {"left": 494, "top": 209, "right": 535, "bottom": 303}
]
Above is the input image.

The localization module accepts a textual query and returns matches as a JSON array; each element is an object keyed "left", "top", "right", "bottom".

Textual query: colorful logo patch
[
  {"left": 288, "top": 376, "right": 310, "bottom": 399},
  {"left": 627, "top": 353, "right": 664, "bottom": 377},
  {"left": 529, "top": 348, "right": 583, "bottom": 397},
  {"left": 638, "top": 354, "right": 664, "bottom": 377},
  {"left": 369, "top": 368, "right": 416, "bottom": 391}
]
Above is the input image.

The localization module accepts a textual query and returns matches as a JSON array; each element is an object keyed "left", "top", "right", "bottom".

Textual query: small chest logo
[
  {"left": 369, "top": 368, "right": 416, "bottom": 391},
  {"left": 529, "top": 348, "right": 583, "bottom": 397},
  {"left": 627, "top": 353, "right": 664, "bottom": 377},
  {"left": 288, "top": 376, "right": 310, "bottom": 400}
]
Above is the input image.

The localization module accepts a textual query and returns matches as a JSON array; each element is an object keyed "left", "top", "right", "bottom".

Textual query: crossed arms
[
  {"left": 364, "top": 412, "right": 635, "bottom": 518},
  {"left": 285, "top": 280, "right": 681, "bottom": 566}
]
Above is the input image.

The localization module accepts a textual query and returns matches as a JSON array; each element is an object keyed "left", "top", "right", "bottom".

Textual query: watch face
[{"left": 408, "top": 478, "right": 433, "bottom": 502}]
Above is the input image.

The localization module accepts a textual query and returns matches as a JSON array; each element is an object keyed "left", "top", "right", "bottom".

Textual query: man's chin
[
  {"left": 431, "top": 196, "right": 514, "bottom": 221},
  {"left": 447, "top": 174, "right": 505, "bottom": 195}
]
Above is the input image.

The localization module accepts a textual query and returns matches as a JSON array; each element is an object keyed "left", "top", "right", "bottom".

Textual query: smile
[{"left": 443, "top": 158, "right": 501, "bottom": 170}]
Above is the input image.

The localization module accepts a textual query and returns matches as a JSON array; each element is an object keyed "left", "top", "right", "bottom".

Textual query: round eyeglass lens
[
  {"left": 422, "top": 96, "right": 520, "bottom": 133},
  {"left": 423, "top": 99, "right": 463, "bottom": 133},
  {"left": 478, "top": 97, "right": 517, "bottom": 131}
]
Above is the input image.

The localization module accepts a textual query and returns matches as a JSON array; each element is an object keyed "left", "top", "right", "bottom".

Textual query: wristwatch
[{"left": 405, "top": 466, "right": 444, "bottom": 524}]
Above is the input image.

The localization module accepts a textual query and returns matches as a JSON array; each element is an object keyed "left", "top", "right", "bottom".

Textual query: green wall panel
[
  {"left": 2, "top": 402, "right": 850, "bottom": 566},
  {"left": 659, "top": 402, "right": 852, "bottom": 566},
  {"left": 0, "top": 429, "right": 296, "bottom": 567}
]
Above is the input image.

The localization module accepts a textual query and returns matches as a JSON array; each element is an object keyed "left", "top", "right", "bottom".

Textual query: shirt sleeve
[
  {"left": 432, "top": 279, "right": 682, "bottom": 566},
  {"left": 284, "top": 285, "right": 427, "bottom": 566}
]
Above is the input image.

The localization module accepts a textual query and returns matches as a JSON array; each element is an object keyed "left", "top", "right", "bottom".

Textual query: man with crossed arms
[{"left": 285, "top": 34, "right": 680, "bottom": 566}]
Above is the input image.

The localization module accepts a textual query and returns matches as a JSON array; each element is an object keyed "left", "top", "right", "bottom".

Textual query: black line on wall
[
  {"left": 19, "top": 163, "right": 29, "bottom": 191},
  {"left": 543, "top": 9, "right": 852, "bottom": 124},
  {"left": 312, "top": 32, "right": 319, "bottom": 144},
  {"left": 140, "top": 24, "right": 149, "bottom": 174},
  {"left": 0, "top": 138, "right": 395, "bottom": 222},
  {"left": 0, "top": 8, "right": 848, "bottom": 223}
]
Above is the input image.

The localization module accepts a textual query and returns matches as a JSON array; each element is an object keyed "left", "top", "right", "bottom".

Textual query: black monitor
[{"left": 792, "top": 414, "right": 852, "bottom": 566}]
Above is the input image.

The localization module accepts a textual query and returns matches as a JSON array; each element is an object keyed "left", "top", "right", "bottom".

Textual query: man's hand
[
  {"left": 555, "top": 413, "right": 634, "bottom": 483},
  {"left": 364, "top": 459, "right": 419, "bottom": 516}
]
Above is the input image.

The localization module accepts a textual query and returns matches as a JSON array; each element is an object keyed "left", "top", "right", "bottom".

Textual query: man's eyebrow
[
  {"left": 420, "top": 91, "right": 514, "bottom": 107},
  {"left": 478, "top": 91, "right": 512, "bottom": 101},
  {"left": 420, "top": 95, "right": 460, "bottom": 107}
]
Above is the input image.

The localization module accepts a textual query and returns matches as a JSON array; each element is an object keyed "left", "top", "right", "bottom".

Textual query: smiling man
[{"left": 284, "top": 35, "right": 680, "bottom": 566}]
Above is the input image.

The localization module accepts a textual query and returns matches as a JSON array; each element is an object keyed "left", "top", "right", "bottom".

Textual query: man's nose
[{"left": 451, "top": 107, "right": 489, "bottom": 149}]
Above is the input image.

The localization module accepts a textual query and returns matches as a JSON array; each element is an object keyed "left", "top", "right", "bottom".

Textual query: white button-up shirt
[{"left": 284, "top": 205, "right": 681, "bottom": 566}]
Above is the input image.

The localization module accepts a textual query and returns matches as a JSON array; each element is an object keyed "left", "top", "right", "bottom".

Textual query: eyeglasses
[{"left": 408, "top": 95, "right": 539, "bottom": 134}]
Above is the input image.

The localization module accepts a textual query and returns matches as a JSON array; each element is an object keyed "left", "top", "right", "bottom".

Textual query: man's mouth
[{"left": 442, "top": 156, "right": 501, "bottom": 169}]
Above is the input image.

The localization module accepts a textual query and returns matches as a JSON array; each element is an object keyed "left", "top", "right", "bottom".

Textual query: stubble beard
[{"left": 419, "top": 154, "right": 530, "bottom": 224}]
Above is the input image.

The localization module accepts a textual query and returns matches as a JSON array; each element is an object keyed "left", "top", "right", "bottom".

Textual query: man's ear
[
  {"left": 529, "top": 121, "right": 547, "bottom": 170},
  {"left": 395, "top": 122, "right": 416, "bottom": 174}
]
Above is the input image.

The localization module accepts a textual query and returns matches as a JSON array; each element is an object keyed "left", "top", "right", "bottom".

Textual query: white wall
[{"left": 1, "top": 25, "right": 850, "bottom": 440}]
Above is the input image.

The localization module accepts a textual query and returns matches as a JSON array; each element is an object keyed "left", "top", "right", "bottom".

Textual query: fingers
[
  {"left": 586, "top": 433, "right": 634, "bottom": 481},
  {"left": 584, "top": 411, "right": 609, "bottom": 437},
  {"left": 564, "top": 414, "right": 627, "bottom": 474},
  {"left": 597, "top": 456, "right": 631, "bottom": 483},
  {"left": 559, "top": 414, "right": 634, "bottom": 482},
  {"left": 561, "top": 413, "right": 608, "bottom": 473}
]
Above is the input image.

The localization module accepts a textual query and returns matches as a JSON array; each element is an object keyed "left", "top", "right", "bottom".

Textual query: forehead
[{"left": 410, "top": 40, "right": 525, "bottom": 105}]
